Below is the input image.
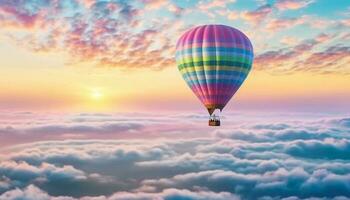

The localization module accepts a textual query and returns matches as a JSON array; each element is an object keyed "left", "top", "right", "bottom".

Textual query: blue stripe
[
  {"left": 176, "top": 47, "right": 253, "bottom": 57},
  {"left": 182, "top": 70, "right": 248, "bottom": 78},
  {"left": 176, "top": 51, "right": 253, "bottom": 60},
  {"left": 185, "top": 77, "right": 246, "bottom": 86}
]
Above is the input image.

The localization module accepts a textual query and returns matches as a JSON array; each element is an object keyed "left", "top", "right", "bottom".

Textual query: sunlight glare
[{"left": 91, "top": 89, "right": 103, "bottom": 100}]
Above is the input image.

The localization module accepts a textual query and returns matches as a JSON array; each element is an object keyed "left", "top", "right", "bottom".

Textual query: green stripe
[
  {"left": 178, "top": 60, "right": 252, "bottom": 70},
  {"left": 177, "top": 56, "right": 252, "bottom": 65},
  {"left": 176, "top": 47, "right": 253, "bottom": 56},
  {"left": 179, "top": 66, "right": 250, "bottom": 74}
]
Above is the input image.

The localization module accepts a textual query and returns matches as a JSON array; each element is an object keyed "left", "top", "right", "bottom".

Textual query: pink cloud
[
  {"left": 300, "top": 46, "right": 350, "bottom": 74},
  {"left": 266, "top": 17, "right": 305, "bottom": 31},
  {"left": 77, "top": 0, "right": 95, "bottom": 8},
  {"left": 167, "top": 4, "right": 184, "bottom": 16},
  {"left": 254, "top": 32, "right": 350, "bottom": 74},
  {"left": 198, "top": 0, "right": 235, "bottom": 11},
  {"left": 275, "top": 0, "right": 314, "bottom": 10},
  {"left": 0, "top": 6, "right": 42, "bottom": 28},
  {"left": 241, "top": 4, "right": 273, "bottom": 25},
  {"left": 280, "top": 36, "right": 299, "bottom": 45},
  {"left": 0, "top": 0, "right": 180, "bottom": 70},
  {"left": 142, "top": 0, "right": 169, "bottom": 10}
]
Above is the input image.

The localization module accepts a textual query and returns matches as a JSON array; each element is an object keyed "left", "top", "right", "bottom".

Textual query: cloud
[
  {"left": 197, "top": 0, "right": 236, "bottom": 11},
  {"left": 284, "top": 138, "right": 350, "bottom": 160},
  {"left": 0, "top": 111, "right": 215, "bottom": 148},
  {"left": 1, "top": 161, "right": 87, "bottom": 181},
  {"left": 1, "top": 111, "right": 208, "bottom": 145},
  {"left": 275, "top": 0, "right": 315, "bottom": 10},
  {"left": 14, "top": 122, "right": 142, "bottom": 135},
  {"left": 1, "top": 115, "right": 350, "bottom": 199},
  {"left": 215, "top": 120, "right": 345, "bottom": 143},
  {"left": 142, "top": 0, "right": 169, "bottom": 10},
  {"left": 0, "top": 160, "right": 94, "bottom": 196},
  {"left": 0, "top": 185, "right": 52, "bottom": 200},
  {"left": 0, "top": 0, "right": 182, "bottom": 70},
  {"left": 141, "top": 168, "right": 350, "bottom": 199},
  {"left": 0, "top": 121, "right": 144, "bottom": 146},
  {"left": 0, "top": 185, "right": 239, "bottom": 200},
  {"left": 0, "top": 0, "right": 50, "bottom": 28},
  {"left": 266, "top": 17, "right": 306, "bottom": 31},
  {"left": 241, "top": 4, "right": 273, "bottom": 25},
  {"left": 254, "top": 30, "right": 350, "bottom": 74},
  {"left": 300, "top": 46, "right": 350, "bottom": 74},
  {"left": 329, "top": 118, "right": 350, "bottom": 128}
]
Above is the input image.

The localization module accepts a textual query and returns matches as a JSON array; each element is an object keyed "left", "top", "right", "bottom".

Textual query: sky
[
  {"left": 0, "top": 0, "right": 350, "bottom": 199},
  {"left": 0, "top": 0, "right": 349, "bottom": 113}
]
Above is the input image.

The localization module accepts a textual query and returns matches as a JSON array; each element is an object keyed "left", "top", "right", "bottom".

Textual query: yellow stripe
[
  {"left": 205, "top": 104, "right": 224, "bottom": 108},
  {"left": 179, "top": 66, "right": 250, "bottom": 75}
]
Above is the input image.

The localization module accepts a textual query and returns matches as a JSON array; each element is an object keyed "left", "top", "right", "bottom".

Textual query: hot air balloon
[{"left": 175, "top": 24, "right": 253, "bottom": 126}]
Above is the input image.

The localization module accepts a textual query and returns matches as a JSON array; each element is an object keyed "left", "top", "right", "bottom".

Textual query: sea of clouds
[{"left": 0, "top": 112, "right": 349, "bottom": 200}]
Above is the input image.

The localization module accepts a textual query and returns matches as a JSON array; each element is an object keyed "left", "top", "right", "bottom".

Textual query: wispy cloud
[
  {"left": 241, "top": 4, "right": 273, "bottom": 25},
  {"left": 254, "top": 32, "right": 350, "bottom": 74},
  {"left": 275, "top": 0, "right": 315, "bottom": 10}
]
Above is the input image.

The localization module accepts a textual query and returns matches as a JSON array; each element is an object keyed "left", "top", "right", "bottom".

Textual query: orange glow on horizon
[{"left": 0, "top": 41, "right": 349, "bottom": 112}]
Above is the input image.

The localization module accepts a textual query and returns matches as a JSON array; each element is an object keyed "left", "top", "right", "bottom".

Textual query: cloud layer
[{"left": 1, "top": 113, "right": 350, "bottom": 199}]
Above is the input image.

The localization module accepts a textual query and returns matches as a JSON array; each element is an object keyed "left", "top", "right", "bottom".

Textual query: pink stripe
[
  {"left": 190, "top": 84, "right": 241, "bottom": 106},
  {"left": 178, "top": 42, "right": 251, "bottom": 50}
]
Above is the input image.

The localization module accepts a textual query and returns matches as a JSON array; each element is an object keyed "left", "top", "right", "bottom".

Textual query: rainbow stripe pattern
[{"left": 176, "top": 24, "right": 254, "bottom": 114}]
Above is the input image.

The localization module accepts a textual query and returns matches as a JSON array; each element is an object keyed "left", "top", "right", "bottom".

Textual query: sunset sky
[
  {"left": 0, "top": 1, "right": 350, "bottom": 200},
  {"left": 0, "top": 0, "right": 349, "bottom": 113}
]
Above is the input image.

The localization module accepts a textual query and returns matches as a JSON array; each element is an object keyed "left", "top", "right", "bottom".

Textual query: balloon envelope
[{"left": 175, "top": 24, "right": 253, "bottom": 114}]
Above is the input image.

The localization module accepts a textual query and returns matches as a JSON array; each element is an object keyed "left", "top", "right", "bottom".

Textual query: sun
[
  {"left": 91, "top": 89, "right": 103, "bottom": 100},
  {"left": 81, "top": 87, "right": 115, "bottom": 111}
]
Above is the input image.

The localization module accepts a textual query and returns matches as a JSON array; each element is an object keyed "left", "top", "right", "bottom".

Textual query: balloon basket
[
  {"left": 209, "top": 114, "right": 220, "bottom": 126},
  {"left": 209, "top": 120, "right": 220, "bottom": 126}
]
